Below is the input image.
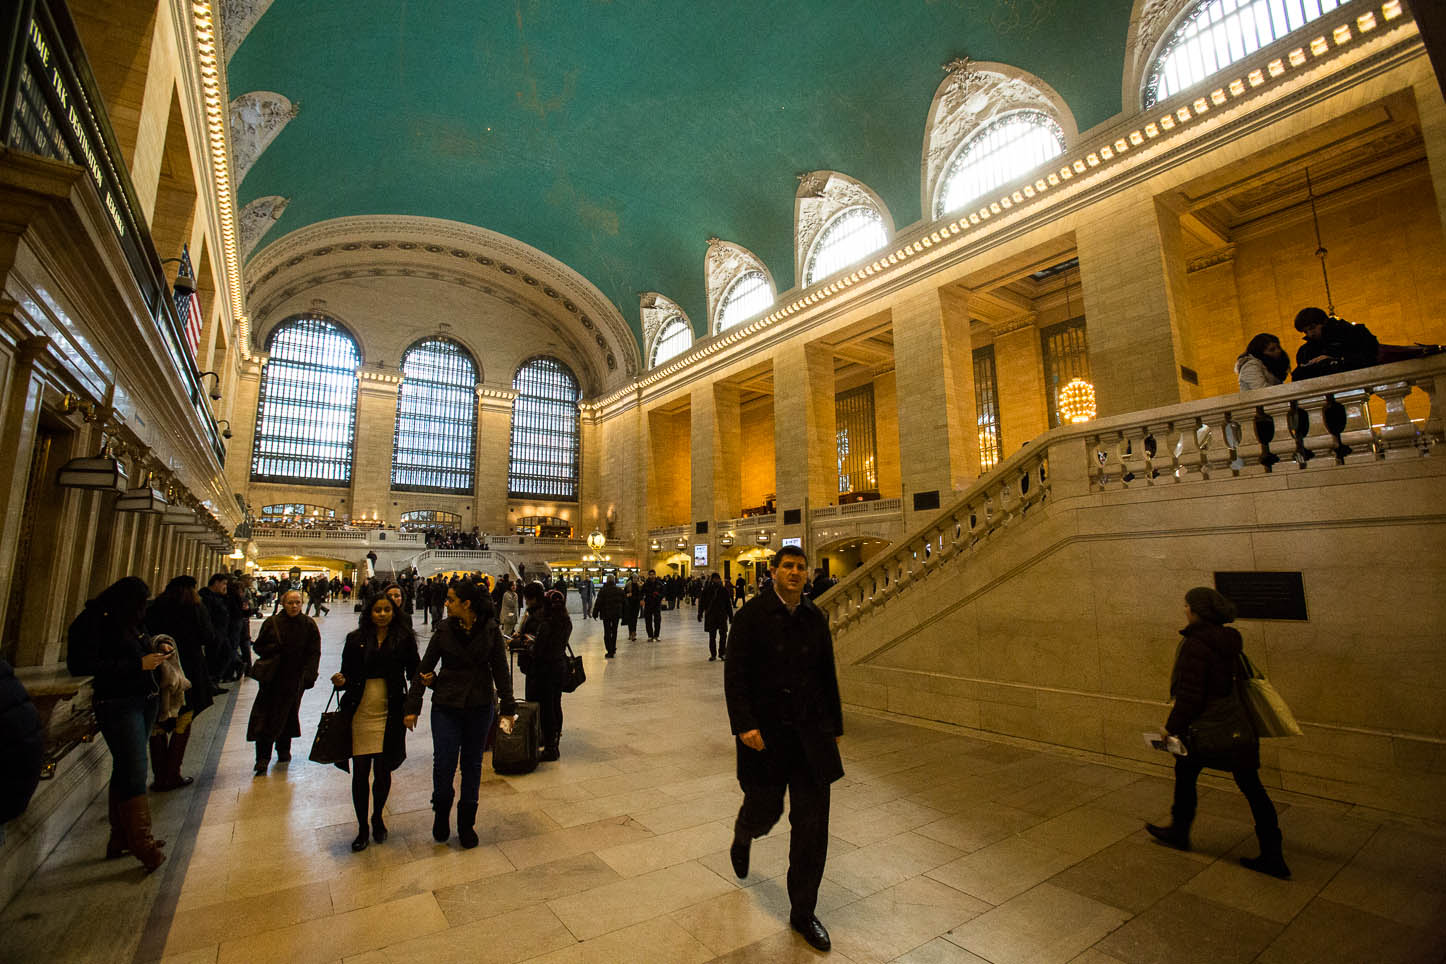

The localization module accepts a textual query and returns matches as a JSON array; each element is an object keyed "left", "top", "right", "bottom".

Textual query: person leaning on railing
[{"left": 1291, "top": 307, "right": 1379, "bottom": 381}]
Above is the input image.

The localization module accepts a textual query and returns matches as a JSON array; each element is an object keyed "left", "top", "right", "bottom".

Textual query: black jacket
[
  {"left": 698, "top": 581, "right": 733, "bottom": 631},
  {"left": 725, "top": 589, "right": 844, "bottom": 787},
  {"left": 337, "top": 628, "right": 420, "bottom": 771},
  {"left": 1293, "top": 318, "right": 1380, "bottom": 379},
  {"left": 405, "top": 615, "right": 515, "bottom": 717},
  {"left": 145, "top": 596, "right": 216, "bottom": 718},
  {"left": 1166, "top": 621, "right": 1258, "bottom": 770},
  {"left": 67, "top": 604, "right": 157, "bottom": 702},
  {"left": 0, "top": 657, "right": 43, "bottom": 824},
  {"left": 517, "top": 607, "right": 571, "bottom": 681},
  {"left": 592, "top": 583, "right": 625, "bottom": 621}
]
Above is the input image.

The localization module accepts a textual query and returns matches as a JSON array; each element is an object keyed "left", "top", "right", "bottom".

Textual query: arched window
[
  {"left": 1145, "top": 0, "right": 1346, "bottom": 108},
  {"left": 251, "top": 315, "right": 360, "bottom": 484},
  {"left": 803, "top": 207, "right": 888, "bottom": 286},
  {"left": 509, "top": 356, "right": 580, "bottom": 500},
  {"left": 935, "top": 111, "right": 1066, "bottom": 217},
  {"left": 391, "top": 337, "right": 477, "bottom": 493},
  {"left": 650, "top": 317, "right": 693, "bottom": 368},
  {"left": 716, "top": 270, "right": 772, "bottom": 332}
]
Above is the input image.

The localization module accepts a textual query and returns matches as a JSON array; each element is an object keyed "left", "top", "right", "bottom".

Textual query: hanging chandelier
[{"left": 1058, "top": 377, "right": 1097, "bottom": 424}]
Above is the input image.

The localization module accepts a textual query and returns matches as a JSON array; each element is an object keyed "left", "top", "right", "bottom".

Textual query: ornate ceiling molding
[
  {"left": 245, "top": 215, "right": 641, "bottom": 385},
  {"left": 704, "top": 239, "right": 776, "bottom": 336},
  {"left": 639, "top": 292, "right": 694, "bottom": 368},
  {"left": 221, "top": 0, "right": 277, "bottom": 62},
  {"left": 239, "top": 195, "right": 289, "bottom": 260},
  {"left": 230, "top": 91, "right": 299, "bottom": 185},
  {"left": 920, "top": 61, "right": 1080, "bottom": 219},
  {"left": 1122, "top": 0, "right": 1188, "bottom": 111}
]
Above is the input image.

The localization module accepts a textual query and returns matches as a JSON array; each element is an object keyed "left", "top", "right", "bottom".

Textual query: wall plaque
[
  {"left": 1213, "top": 571, "right": 1307, "bottom": 620},
  {"left": 913, "top": 490, "right": 941, "bottom": 512}
]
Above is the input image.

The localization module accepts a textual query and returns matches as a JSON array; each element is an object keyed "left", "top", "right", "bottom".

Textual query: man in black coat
[
  {"left": 641, "top": 571, "right": 663, "bottom": 640},
  {"left": 591, "top": 574, "right": 625, "bottom": 657},
  {"left": 724, "top": 545, "right": 843, "bottom": 953},
  {"left": 1291, "top": 306, "right": 1379, "bottom": 380},
  {"left": 199, "top": 573, "right": 234, "bottom": 683}
]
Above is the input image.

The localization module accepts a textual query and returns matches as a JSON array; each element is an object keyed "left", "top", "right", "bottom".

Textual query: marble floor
[{"left": 4, "top": 603, "right": 1445, "bottom": 964}]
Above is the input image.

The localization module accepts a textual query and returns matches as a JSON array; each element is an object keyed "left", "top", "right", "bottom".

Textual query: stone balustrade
[
  {"left": 820, "top": 355, "right": 1446, "bottom": 633},
  {"left": 251, "top": 527, "right": 424, "bottom": 547}
]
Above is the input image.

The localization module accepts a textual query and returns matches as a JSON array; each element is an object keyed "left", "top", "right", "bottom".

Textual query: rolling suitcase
[{"left": 492, "top": 644, "right": 541, "bottom": 774}]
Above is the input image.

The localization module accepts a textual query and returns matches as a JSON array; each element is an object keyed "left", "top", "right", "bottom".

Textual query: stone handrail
[
  {"left": 409, "top": 549, "right": 519, "bottom": 578},
  {"left": 252, "top": 528, "right": 424, "bottom": 546},
  {"left": 812, "top": 498, "right": 904, "bottom": 521},
  {"left": 717, "top": 514, "right": 777, "bottom": 531},
  {"left": 819, "top": 355, "right": 1446, "bottom": 632},
  {"left": 647, "top": 525, "right": 691, "bottom": 539}
]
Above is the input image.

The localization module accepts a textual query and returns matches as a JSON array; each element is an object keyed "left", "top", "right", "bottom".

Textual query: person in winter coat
[
  {"left": 66, "top": 576, "right": 170, "bottom": 872},
  {"left": 1146, "top": 586, "right": 1290, "bottom": 879},
  {"left": 1235, "top": 334, "right": 1290, "bottom": 391},
  {"left": 641, "top": 571, "right": 664, "bottom": 640},
  {"left": 1292, "top": 306, "right": 1380, "bottom": 380},
  {"left": 697, "top": 573, "right": 733, "bottom": 661},
  {"left": 517, "top": 583, "right": 571, "bottom": 761},
  {"left": 404, "top": 579, "right": 514, "bottom": 847},
  {"left": 499, "top": 581, "right": 520, "bottom": 637},
  {"left": 591, "top": 574, "right": 625, "bottom": 657},
  {"left": 306, "top": 576, "right": 332, "bottom": 618},
  {"left": 0, "top": 656, "right": 44, "bottom": 826},
  {"left": 199, "top": 573, "right": 234, "bottom": 683},
  {"left": 623, "top": 578, "right": 642, "bottom": 640},
  {"left": 248, "top": 590, "right": 321, "bottom": 774},
  {"left": 331, "top": 593, "right": 420, "bottom": 851},
  {"left": 144, "top": 576, "right": 217, "bottom": 791},
  {"left": 733, "top": 575, "right": 747, "bottom": 609}
]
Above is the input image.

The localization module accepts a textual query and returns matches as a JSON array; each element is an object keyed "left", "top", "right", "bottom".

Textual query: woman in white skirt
[{"left": 331, "top": 589, "right": 419, "bottom": 852}]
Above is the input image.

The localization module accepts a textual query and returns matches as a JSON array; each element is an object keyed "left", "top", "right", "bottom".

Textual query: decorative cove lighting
[{"left": 1058, "top": 378, "right": 1097, "bottom": 424}]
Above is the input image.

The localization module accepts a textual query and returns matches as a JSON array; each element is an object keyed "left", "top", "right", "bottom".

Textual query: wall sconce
[
  {"left": 198, "top": 371, "right": 222, "bottom": 401},
  {"left": 215, "top": 419, "right": 233, "bottom": 439},
  {"left": 755, "top": 531, "right": 771, "bottom": 546},
  {"left": 720, "top": 532, "right": 735, "bottom": 548},
  {"left": 56, "top": 450, "right": 127, "bottom": 491},
  {"left": 159, "top": 256, "right": 197, "bottom": 295},
  {"left": 648, "top": 539, "right": 662, "bottom": 552},
  {"left": 116, "top": 475, "right": 168, "bottom": 513},
  {"left": 674, "top": 537, "right": 688, "bottom": 550}
]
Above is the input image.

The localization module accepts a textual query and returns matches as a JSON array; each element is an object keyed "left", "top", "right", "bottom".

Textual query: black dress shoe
[
  {"left": 1145, "top": 822, "right": 1191, "bottom": 851},
  {"left": 730, "top": 836, "right": 750, "bottom": 879},
  {"left": 351, "top": 829, "right": 369, "bottom": 852},
  {"left": 790, "top": 915, "right": 831, "bottom": 952},
  {"left": 371, "top": 817, "right": 387, "bottom": 843}
]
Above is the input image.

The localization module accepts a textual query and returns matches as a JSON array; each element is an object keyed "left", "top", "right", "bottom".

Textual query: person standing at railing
[{"left": 1291, "top": 307, "right": 1379, "bottom": 380}]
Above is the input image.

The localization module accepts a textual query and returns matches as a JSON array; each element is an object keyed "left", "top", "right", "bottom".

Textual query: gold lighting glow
[{"left": 1058, "top": 378, "right": 1097, "bottom": 425}]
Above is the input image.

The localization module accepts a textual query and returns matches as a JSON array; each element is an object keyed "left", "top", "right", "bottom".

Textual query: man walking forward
[{"left": 724, "top": 545, "right": 843, "bottom": 952}]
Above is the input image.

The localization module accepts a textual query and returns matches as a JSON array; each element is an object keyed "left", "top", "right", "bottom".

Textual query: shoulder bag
[
  {"left": 1237, "top": 652, "right": 1303, "bottom": 738},
  {"left": 308, "top": 687, "right": 352, "bottom": 764},
  {"left": 246, "top": 654, "right": 280, "bottom": 685},
  {"left": 561, "top": 640, "right": 586, "bottom": 693}
]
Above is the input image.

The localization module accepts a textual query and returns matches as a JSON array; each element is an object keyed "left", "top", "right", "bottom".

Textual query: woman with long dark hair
[
  {"left": 331, "top": 593, "right": 419, "bottom": 851},
  {"left": 517, "top": 582, "right": 571, "bottom": 761},
  {"left": 144, "top": 575, "right": 217, "bottom": 791},
  {"left": 404, "top": 579, "right": 514, "bottom": 847},
  {"left": 1235, "top": 333, "right": 1290, "bottom": 391},
  {"left": 66, "top": 576, "right": 170, "bottom": 871}
]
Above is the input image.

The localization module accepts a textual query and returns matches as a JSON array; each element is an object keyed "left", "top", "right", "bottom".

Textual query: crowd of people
[{"left": 422, "top": 527, "right": 489, "bottom": 550}]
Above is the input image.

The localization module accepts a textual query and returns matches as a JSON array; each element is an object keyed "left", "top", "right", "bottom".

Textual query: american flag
[{"left": 174, "top": 245, "right": 202, "bottom": 358}]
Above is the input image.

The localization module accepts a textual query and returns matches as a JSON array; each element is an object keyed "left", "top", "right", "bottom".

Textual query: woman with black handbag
[
  {"left": 517, "top": 583, "right": 571, "bottom": 762},
  {"left": 1146, "top": 587, "right": 1290, "bottom": 879},
  {"left": 330, "top": 593, "right": 419, "bottom": 852},
  {"left": 404, "top": 579, "right": 514, "bottom": 847}
]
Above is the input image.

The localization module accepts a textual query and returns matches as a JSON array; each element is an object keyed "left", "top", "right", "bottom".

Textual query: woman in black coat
[
  {"left": 404, "top": 579, "right": 514, "bottom": 847},
  {"left": 1146, "top": 587, "right": 1290, "bottom": 879},
  {"left": 622, "top": 578, "right": 641, "bottom": 640},
  {"left": 144, "top": 575, "right": 218, "bottom": 791},
  {"left": 66, "top": 576, "right": 169, "bottom": 871},
  {"left": 517, "top": 583, "right": 570, "bottom": 761},
  {"left": 248, "top": 589, "right": 321, "bottom": 773},
  {"left": 697, "top": 573, "right": 733, "bottom": 661},
  {"left": 331, "top": 593, "right": 419, "bottom": 851}
]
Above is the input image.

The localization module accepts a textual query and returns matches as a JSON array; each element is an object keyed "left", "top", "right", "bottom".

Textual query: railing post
[
  {"left": 1374, "top": 380, "right": 1422, "bottom": 459},
  {"left": 1197, "top": 413, "right": 1231, "bottom": 479},
  {"left": 1333, "top": 388, "right": 1380, "bottom": 465},
  {"left": 1294, "top": 394, "right": 1337, "bottom": 467}
]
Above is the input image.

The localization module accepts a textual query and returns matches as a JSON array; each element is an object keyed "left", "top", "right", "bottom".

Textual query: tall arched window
[
  {"left": 935, "top": 111, "right": 1066, "bottom": 217},
  {"left": 716, "top": 270, "right": 772, "bottom": 332},
  {"left": 650, "top": 317, "right": 693, "bottom": 368},
  {"left": 1145, "top": 0, "right": 1346, "bottom": 108},
  {"left": 803, "top": 207, "right": 888, "bottom": 286},
  {"left": 251, "top": 315, "right": 360, "bottom": 484},
  {"left": 509, "top": 356, "right": 580, "bottom": 500},
  {"left": 391, "top": 337, "right": 478, "bottom": 493}
]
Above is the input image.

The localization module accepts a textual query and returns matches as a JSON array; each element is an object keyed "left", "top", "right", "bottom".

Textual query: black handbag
[
  {"left": 308, "top": 687, "right": 352, "bottom": 764},
  {"left": 562, "top": 641, "right": 586, "bottom": 693},
  {"left": 246, "top": 655, "right": 280, "bottom": 685},
  {"left": 1187, "top": 691, "right": 1255, "bottom": 757}
]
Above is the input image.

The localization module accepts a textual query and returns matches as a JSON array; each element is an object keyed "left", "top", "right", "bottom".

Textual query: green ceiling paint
[{"left": 230, "top": 0, "right": 1136, "bottom": 347}]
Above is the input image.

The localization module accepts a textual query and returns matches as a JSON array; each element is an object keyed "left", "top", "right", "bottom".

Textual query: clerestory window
[
  {"left": 935, "top": 110, "right": 1065, "bottom": 218},
  {"left": 1144, "top": 0, "right": 1348, "bottom": 107},
  {"left": 251, "top": 315, "right": 360, "bottom": 484},
  {"left": 716, "top": 270, "right": 772, "bottom": 332},
  {"left": 650, "top": 317, "right": 693, "bottom": 368},
  {"left": 804, "top": 207, "right": 888, "bottom": 287},
  {"left": 391, "top": 337, "right": 478, "bottom": 493}
]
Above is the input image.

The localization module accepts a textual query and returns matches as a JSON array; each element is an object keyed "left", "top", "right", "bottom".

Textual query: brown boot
[
  {"left": 118, "top": 795, "right": 167, "bottom": 872},
  {"left": 157, "top": 731, "right": 194, "bottom": 791},
  {"left": 105, "top": 786, "right": 126, "bottom": 859},
  {"left": 148, "top": 734, "right": 170, "bottom": 791}
]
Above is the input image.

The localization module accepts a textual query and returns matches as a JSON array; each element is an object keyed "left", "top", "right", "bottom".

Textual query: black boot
[
  {"left": 457, "top": 802, "right": 479, "bottom": 849},
  {"left": 432, "top": 793, "right": 453, "bottom": 843},
  {"left": 1145, "top": 822, "right": 1191, "bottom": 851},
  {"left": 730, "top": 823, "right": 751, "bottom": 879},
  {"left": 1240, "top": 827, "right": 1291, "bottom": 879}
]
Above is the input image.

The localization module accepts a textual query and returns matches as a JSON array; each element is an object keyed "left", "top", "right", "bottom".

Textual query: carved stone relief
[
  {"left": 639, "top": 292, "right": 693, "bottom": 366},
  {"left": 794, "top": 171, "right": 894, "bottom": 285},
  {"left": 704, "top": 240, "right": 774, "bottom": 335},
  {"left": 920, "top": 61, "right": 1078, "bottom": 218},
  {"left": 222, "top": 0, "right": 277, "bottom": 62},
  {"left": 1123, "top": 0, "right": 1186, "bottom": 108},
  {"left": 239, "top": 195, "right": 289, "bottom": 261},
  {"left": 230, "top": 92, "right": 299, "bottom": 185}
]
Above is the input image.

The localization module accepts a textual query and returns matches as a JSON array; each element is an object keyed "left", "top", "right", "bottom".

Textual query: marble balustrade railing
[{"left": 820, "top": 354, "right": 1446, "bottom": 633}]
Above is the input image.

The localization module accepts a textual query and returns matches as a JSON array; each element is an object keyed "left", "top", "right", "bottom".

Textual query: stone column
[
  {"left": 0, "top": 332, "right": 50, "bottom": 640},
  {"left": 891, "top": 287, "right": 978, "bottom": 527},
  {"left": 474, "top": 388, "right": 516, "bottom": 534},
  {"left": 1075, "top": 187, "right": 1195, "bottom": 414},
  {"left": 226, "top": 360, "right": 262, "bottom": 496},
  {"left": 772, "top": 342, "right": 835, "bottom": 550},
  {"left": 993, "top": 317, "right": 1048, "bottom": 456},
  {"left": 350, "top": 373, "right": 401, "bottom": 525}
]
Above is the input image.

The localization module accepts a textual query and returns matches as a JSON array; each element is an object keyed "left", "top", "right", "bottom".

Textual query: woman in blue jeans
[
  {"left": 405, "top": 579, "right": 515, "bottom": 848},
  {"left": 66, "top": 576, "right": 169, "bottom": 872}
]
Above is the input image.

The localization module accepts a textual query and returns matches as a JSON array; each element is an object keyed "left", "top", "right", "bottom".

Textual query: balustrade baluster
[
  {"left": 1194, "top": 415, "right": 1224, "bottom": 479},
  {"left": 1333, "top": 388, "right": 1380, "bottom": 465},
  {"left": 1294, "top": 395, "right": 1337, "bottom": 467},
  {"left": 1374, "top": 381, "right": 1422, "bottom": 459},
  {"left": 1258, "top": 400, "right": 1296, "bottom": 471},
  {"left": 1118, "top": 428, "right": 1147, "bottom": 486},
  {"left": 1418, "top": 372, "right": 1444, "bottom": 452}
]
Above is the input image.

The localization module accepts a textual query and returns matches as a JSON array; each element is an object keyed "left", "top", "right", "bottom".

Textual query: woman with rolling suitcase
[
  {"left": 405, "top": 579, "right": 514, "bottom": 847},
  {"left": 517, "top": 583, "right": 571, "bottom": 762}
]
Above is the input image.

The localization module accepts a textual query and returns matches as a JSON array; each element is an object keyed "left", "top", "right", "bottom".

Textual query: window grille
[
  {"left": 400, "top": 509, "right": 461, "bottom": 531},
  {"left": 716, "top": 270, "right": 772, "bottom": 332},
  {"left": 936, "top": 111, "right": 1066, "bottom": 217},
  {"left": 508, "top": 357, "right": 580, "bottom": 500},
  {"left": 1041, "top": 318, "right": 1091, "bottom": 428},
  {"left": 835, "top": 384, "right": 879, "bottom": 496},
  {"left": 260, "top": 503, "right": 336, "bottom": 521},
  {"left": 650, "top": 317, "right": 693, "bottom": 368},
  {"left": 391, "top": 337, "right": 477, "bottom": 493},
  {"left": 1145, "top": 0, "right": 1347, "bottom": 107},
  {"left": 804, "top": 207, "right": 888, "bottom": 286},
  {"left": 251, "top": 316, "right": 360, "bottom": 484},
  {"left": 973, "top": 346, "right": 1003, "bottom": 471}
]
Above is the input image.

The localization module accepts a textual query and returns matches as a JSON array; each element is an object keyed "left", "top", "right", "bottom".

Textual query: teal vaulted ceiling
[{"left": 229, "top": 0, "right": 1138, "bottom": 349}]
